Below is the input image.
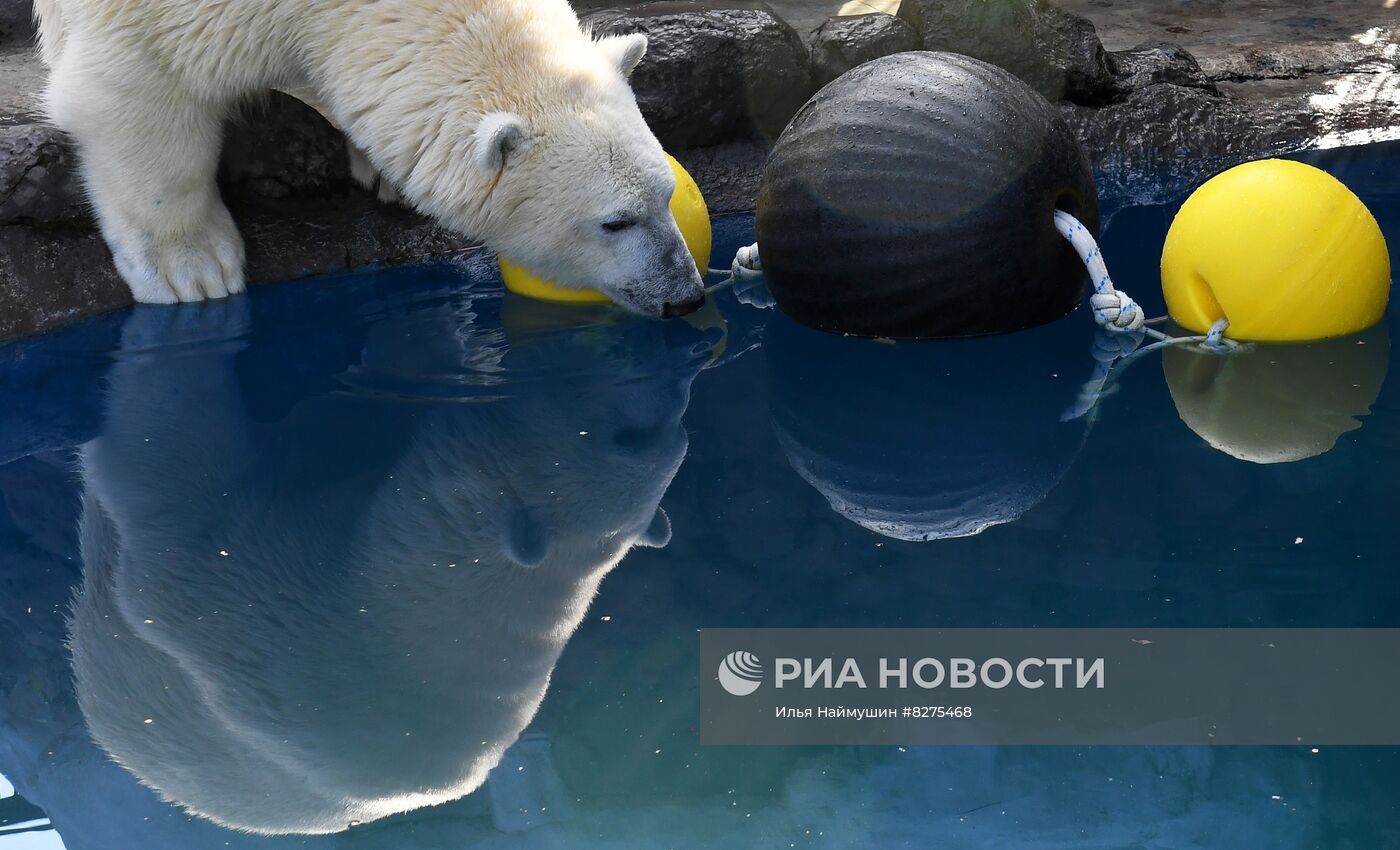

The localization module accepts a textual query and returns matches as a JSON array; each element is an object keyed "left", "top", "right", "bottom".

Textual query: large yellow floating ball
[
  {"left": 499, "top": 154, "right": 712, "bottom": 304},
  {"left": 1161, "top": 159, "right": 1391, "bottom": 342}
]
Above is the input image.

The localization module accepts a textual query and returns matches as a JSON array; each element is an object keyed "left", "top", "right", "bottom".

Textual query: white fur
[{"left": 34, "top": 0, "right": 704, "bottom": 314}]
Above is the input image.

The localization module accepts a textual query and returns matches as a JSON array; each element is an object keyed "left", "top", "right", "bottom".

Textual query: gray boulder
[
  {"left": 808, "top": 13, "right": 921, "bottom": 88},
  {"left": 1111, "top": 42, "right": 1218, "bottom": 95},
  {"left": 219, "top": 90, "right": 352, "bottom": 199},
  {"left": 0, "top": 122, "right": 85, "bottom": 226},
  {"left": 896, "top": 0, "right": 1115, "bottom": 105},
  {"left": 0, "top": 0, "right": 32, "bottom": 44},
  {"left": 671, "top": 139, "right": 769, "bottom": 214},
  {"left": 1065, "top": 85, "right": 1270, "bottom": 168},
  {"left": 580, "top": 1, "right": 813, "bottom": 148}
]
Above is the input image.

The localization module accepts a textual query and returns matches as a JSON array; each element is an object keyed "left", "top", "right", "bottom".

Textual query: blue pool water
[{"left": 2, "top": 142, "right": 1400, "bottom": 848}]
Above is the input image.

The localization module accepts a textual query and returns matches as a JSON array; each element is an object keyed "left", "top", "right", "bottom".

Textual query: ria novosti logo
[{"left": 717, "top": 650, "right": 764, "bottom": 696}]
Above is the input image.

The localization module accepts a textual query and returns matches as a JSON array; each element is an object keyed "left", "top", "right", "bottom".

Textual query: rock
[
  {"left": 1064, "top": 86, "right": 1257, "bottom": 168},
  {"left": 896, "top": 0, "right": 1115, "bottom": 105},
  {"left": 807, "top": 13, "right": 921, "bottom": 88},
  {"left": 671, "top": 139, "right": 769, "bottom": 214},
  {"left": 1043, "top": 4, "right": 1117, "bottom": 105},
  {"left": 0, "top": 91, "right": 478, "bottom": 343},
  {"left": 233, "top": 196, "right": 474, "bottom": 282},
  {"left": 1060, "top": 83, "right": 1301, "bottom": 207},
  {"left": 219, "top": 91, "right": 352, "bottom": 199},
  {"left": 0, "top": 0, "right": 32, "bottom": 44},
  {"left": 0, "top": 194, "right": 479, "bottom": 343},
  {"left": 0, "top": 123, "right": 85, "bottom": 226},
  {"left": 1112, "top": 41, "right": 1218, "bottom": 94},
  {"left": 0, "top": 224, "right": 128, "bottom": 342},
  {"left": 579, "top": 1, "right": 813, "bottom": 148},
  {"left": 0, "top": 91, "right": 352, "bottom": 230},
  {"left": 1202, "top": 33, "right": 1400, "bottom": 83}
]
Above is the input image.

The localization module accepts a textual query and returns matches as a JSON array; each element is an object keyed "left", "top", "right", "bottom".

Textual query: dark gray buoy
[{"left": 756, "top": 51, "right": 1099, "bottom": 339}]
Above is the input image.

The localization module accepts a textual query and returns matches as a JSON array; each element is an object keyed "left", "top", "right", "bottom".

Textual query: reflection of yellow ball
[
  {"left": 1161, "top": 159, "right": 1391, "bottom": 342},
  {"left": 1164, "top": 325, "right": 1389, "bottom": 464},
  {"left": 499, "top": 154, "right": 712, "bottom": 304}
]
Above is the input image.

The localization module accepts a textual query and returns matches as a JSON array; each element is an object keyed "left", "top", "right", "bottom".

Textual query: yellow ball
[
  {"left": 499, "top": 154, "right": 712, "bottom": 304},
  {"left": 1161, "top": 159, "right": 1391, "bottom": 342}
]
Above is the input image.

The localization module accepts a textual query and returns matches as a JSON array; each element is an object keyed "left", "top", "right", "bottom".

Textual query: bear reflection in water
[{"left": 71, "top": 294, "right": 717, "bottom": 835}]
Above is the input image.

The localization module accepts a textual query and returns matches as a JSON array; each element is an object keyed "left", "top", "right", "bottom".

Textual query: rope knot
[
  {"left": 1089, "top": 290, "right": 1146, "bottom": 333},
  {"left": 732, "top": 243, "right": 763, "bottom": 280}
]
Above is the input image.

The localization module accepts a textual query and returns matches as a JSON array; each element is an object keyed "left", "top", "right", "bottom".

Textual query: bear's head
[{"left": 463, "top": 35, "right": 705, "bottom": 318}]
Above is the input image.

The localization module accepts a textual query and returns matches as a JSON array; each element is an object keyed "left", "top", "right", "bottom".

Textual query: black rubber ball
[{"left": 756, "top": 51, "right": 1099, "bottom": 339}]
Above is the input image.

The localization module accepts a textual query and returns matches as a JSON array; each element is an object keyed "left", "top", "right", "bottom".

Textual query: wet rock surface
[
  {"left": 219, "top": 92, "right": 353, "bottom": 199},
  {"left": 672, "top": 140, "right": 771, "bottom": 216},
  {"left": 0, "top": 0, "right": 31, "bottom": 45},
  {"left": 1070, "top": 25, "right": 1398, "bottom": 206},
  {"left": 0, "top": 122, "right": 84, "bottom": 226},
  {"left": 579, "top": 1, "right": 813, "bottom": 148},
  {"left": 808, "top": 13, "right": 921, "bottom": 88},
  {"left": 1110, "top": 42, "right": 1219, "bottom": 95},
  {"left": 897, "top": 0, "right": 1116, "bottom": 105}
]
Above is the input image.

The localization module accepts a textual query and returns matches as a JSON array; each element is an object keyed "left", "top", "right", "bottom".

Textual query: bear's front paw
[{"left": 105, "top": 205, "right": 247, "bottom": 304}]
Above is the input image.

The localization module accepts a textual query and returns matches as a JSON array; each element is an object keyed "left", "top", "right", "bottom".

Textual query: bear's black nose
[{"left": 662, "top": 293, "right": 705, "bottom": 318}]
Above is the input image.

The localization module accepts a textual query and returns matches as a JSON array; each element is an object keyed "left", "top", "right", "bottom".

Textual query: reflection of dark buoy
[
  {"left": 756, "top": 51, "right": 1098, "bottom": 339},
  {"left": 1163, "top": 326, "right": 1390, "bottom": 464},
  {"left": 765, "top": 316, "right": 1087, "bottom": 541}
]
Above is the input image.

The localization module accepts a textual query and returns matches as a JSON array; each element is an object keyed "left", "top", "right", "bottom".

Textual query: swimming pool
[{"left": 1, "top": 141, "right": 1398, "bottom": 848}]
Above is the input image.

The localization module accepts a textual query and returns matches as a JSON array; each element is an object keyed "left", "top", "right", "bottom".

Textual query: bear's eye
[{"left": 601, "top": 217, "right": 636, "bottom": 234}]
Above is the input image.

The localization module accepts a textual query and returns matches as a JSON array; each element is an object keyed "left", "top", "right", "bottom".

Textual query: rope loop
[
  {"left": 1089, "top": 290, "right": 1146, "bottom": 333},
  {"left": 732, "top": 243, "right": 763, "bottom": 280},
  {"left": 1203, "top": 318, "right": 1235, "bottom": 353}
]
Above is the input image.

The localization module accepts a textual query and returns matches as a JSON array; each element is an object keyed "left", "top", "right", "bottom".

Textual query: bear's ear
[
  {"left": 475, "top": 112, "right": 533, "bottom": 172},
  {"left": 597, "top": 32, "right": 648, "bottom": 78},
  {"left": 636, "top": 507, "right": 672, "bottom": 549}
]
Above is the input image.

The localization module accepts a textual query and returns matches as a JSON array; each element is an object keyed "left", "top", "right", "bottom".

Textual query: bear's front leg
[{"left": 47, "top": 66, "right": 245, "bottom": 303}]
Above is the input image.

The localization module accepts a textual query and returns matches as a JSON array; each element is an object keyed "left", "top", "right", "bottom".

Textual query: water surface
[{"left": 2, "top": 142, "right": 1399, "bottom": 848}]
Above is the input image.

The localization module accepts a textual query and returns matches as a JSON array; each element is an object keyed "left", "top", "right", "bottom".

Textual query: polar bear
[
  {"left": 69, "top": 295, "right": 714, "bottom": 834},
  {"left": 33, "top": 0, "right": 705, "bottom": 317}
]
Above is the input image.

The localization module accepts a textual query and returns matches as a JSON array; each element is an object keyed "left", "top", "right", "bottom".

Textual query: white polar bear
[
  {"left": 69, "top": 296, "right": 713, "bottom": 834},
  {"left": 33, "top": 0, "right": 705, "bottom": 317}
]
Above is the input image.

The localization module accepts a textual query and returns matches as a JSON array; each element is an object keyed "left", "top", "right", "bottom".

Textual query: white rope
[
  {"left": 705, "top": 242, "right": 763, "bottom": 292},
  {"left": 1053, "top": 210, "right": 1250, "bottom": 419},
  {"left": 1053, "top": 209, "right": 1239, "bottom": 355},
  {"left": 1054, "top": 210, "right": 1147, "bottom": 334},
  {"left": 705, "top": 242, "right": 771, "bottom": 309},
  {"left": 732, "top": 243, "right": 762, "bottom": 279}
]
